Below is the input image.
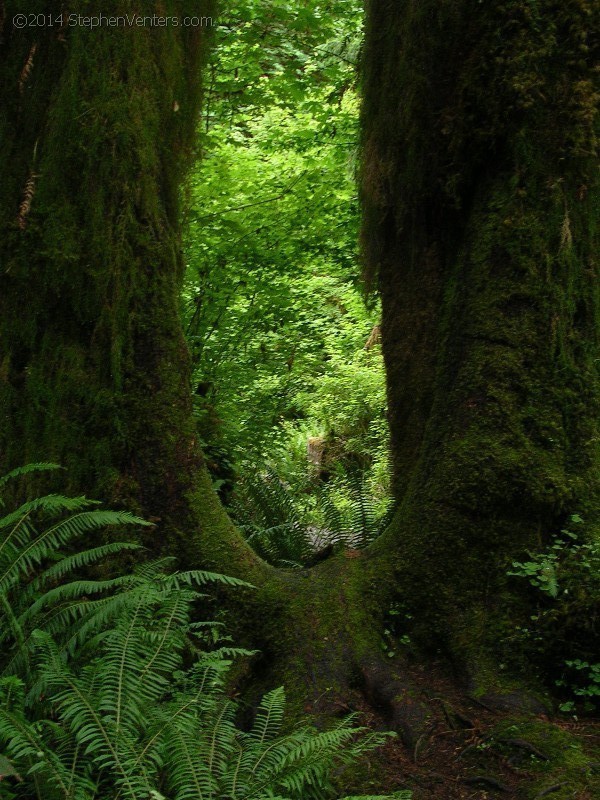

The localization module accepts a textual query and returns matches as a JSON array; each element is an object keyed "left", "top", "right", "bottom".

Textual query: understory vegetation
[
  {"left": 507, "top": 514, "right": 600, "bottom": 711},
  {"left": 232, "top": 467, "right": 395, "bottom": 567},
  {"left": 0, "top": 465, "right": 407, "bottom": 800}
]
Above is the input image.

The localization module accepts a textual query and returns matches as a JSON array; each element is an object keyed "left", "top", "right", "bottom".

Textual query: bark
[
  {"left": 0, "top": 0, "right": 264, "bottom": 576},
  {"left": 361, "top": 0, "right": 599, "bottom": 670}
]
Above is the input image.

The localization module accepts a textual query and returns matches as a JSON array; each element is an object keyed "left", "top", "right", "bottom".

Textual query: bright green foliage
[
  {"left": 318, "top": 468, "right": 396, "bottom": 549},
  {"left": 184, "top": 0, "right": 389, "bottom": 499}
]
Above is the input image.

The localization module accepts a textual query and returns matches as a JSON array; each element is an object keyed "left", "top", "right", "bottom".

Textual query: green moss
[
  {"left": 360, "top": 0, "right": 600, "bottom": 669},
  {"left": 0, "top": 2, "right": 220, "bottom": 547},
  {"left": 219, "top": 552, "right": 398, "bottom": 722},
  {"left": 491, "top": 719, "right": 600, "bottom": 799}
]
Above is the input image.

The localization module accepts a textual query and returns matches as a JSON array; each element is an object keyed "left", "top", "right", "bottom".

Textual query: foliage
[
  {"left": 556, "top": 660, "right": 600, "bottom": 713},
  {"left": 184, "top": 0, "right": 390, "bottom": 502},
  {"left": 0, "top": 467, "right": 404, "bottom": 800},
  {"left": 507, "top": 514, "right": 600, "bottom": 711},
  {"left": 0, "top": 462, "right": 149, "bottom": 681},
  {"left": 319, "top": 467, "right": 396, "bottom": 549},
  {"left": 0, "top": 589, "right": 393, "bottom": 800},
  {"left": 232, "top": 470, "right": 314, "bottom": 567},
  {"left": 233, "top": 466, "right": 394, "bottom": 567}
]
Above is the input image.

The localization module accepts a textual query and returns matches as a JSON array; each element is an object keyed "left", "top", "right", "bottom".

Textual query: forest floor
[{"left": 336, "top": 660, "right": 600, "bottom": 800}]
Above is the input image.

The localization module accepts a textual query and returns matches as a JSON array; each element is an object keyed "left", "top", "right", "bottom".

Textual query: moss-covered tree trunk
[
  {"left": 0, "top": 0, "right": 262, "bottom": 575},
  {"left": 361, "top": 0, "right": 599, "bottom": 671}
]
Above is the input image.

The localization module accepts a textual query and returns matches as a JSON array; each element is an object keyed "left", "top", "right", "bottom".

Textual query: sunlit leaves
[{"left": 184, "top": 0, "right": 389, "bottom": 503}]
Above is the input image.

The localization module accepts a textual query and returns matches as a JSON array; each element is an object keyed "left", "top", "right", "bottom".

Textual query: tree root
[{"left": 463, "top": 775, "right": 512, "bottom": 792}]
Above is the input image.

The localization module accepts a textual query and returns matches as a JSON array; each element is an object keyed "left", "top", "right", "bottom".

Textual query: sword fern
[{"left": 0, "top": 466, "right": 408, "bottom": 800}]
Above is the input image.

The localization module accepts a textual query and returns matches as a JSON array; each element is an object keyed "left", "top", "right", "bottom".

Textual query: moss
[
  {"left": 491, "top": 719, "right": 600, "bottom": 799},
  {"left": 0, "top": 1, "right": 223, "bottom": 550},
  {"left": 360, "top": 0, "right": 600, "bottom": 668},
  {"left": 218, "top": 551, "right": 398, "bottom": 722}
]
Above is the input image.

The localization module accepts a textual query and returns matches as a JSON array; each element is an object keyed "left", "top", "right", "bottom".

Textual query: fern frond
[
  {"left": 33, "top": 632, "right": 152, "bottom": 799},
  {"left": 0, "top": 678, "right": 74, "bottom": 799},
  {"left": 0, "top": 463, "right": 60, "bottom": 492},
  {"left": 0, "top": 468, "right": 394, "bottom": 800},
  {"left": 162, "top": 569, "right": 255, "bottom": 590},
  {"left": 0, "top": 495, "right": 96, "bottom": 570},
  {"left": 31, "top": 541, "right": 143, "bottom": 587},
  {"left": 0, "top": 509, "right": 149, "bottom": 595},
  {"left": 372, "top": 500, "right": 396, "bottom": 541},
  {"left": 249, "top": 687, "right": 286, "bottom": 745}
]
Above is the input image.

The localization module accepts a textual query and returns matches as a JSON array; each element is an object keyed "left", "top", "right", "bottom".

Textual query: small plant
[
  {"left": 507, "top": 514, "right": 600, "bottom": 711},
  {"left": 507, "top": 514, "right": 593, "bottom": 598},
  {"left": 556, "top": 660, "right": 600, "bottom": 712},
  {"left": 0, "top": 561, "right": 401, "bottom": 800},
  {"left": 319, "top": 467, "right": 396, "bottom": 550},
  {"left": 380, "top": 603, "right": 413, "bottom": 659},
  {"left": 232, "top": 470, "right": 314, "bottom": 567},
  {"left": 507, "top": 553, "right": 560, "bottom": 597}
]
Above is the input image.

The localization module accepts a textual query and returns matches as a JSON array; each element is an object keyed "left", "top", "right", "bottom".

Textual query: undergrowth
[
  {"left": 507, "top": 514, "right": 600, "bottom": 712},
  {"left": 232, "top": 467, "right": 395, "bottom": 567},
  {"left": 0, "top": 464, "right": 408, "bottom": 800}
]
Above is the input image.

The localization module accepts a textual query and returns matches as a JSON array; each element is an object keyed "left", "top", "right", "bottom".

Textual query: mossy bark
[
  {"left": 361, "top": 0, "right": 599, "bottom": 666},
  {"left": 0, "top": 0, "right": 263, "bottom": 573}
]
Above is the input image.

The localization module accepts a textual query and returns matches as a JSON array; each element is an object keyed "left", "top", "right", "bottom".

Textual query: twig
[{"left": 535, "top": 783, "right": 568, "bottom": 798}]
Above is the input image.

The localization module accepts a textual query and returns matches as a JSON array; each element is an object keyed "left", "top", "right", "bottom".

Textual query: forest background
[{"left": 185, "top": 0, "right": 392, "bottom": 559}]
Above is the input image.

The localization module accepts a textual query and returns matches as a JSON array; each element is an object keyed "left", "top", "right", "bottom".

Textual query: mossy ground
[{"left": 330, "top": 657, "right": 600, "bottom": 799}]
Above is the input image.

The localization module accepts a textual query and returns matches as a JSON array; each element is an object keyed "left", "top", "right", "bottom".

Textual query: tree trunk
[
  {"left": 0, "top": 0, "right": 263, "bottom": 575},
  {"left": 361, "top": 0, "right": 599, "bottom": 674}
]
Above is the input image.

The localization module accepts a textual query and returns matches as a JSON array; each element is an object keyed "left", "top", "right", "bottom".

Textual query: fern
[
  {"left": 0, "top": 462, "right": 61, "bottom": 494},
  {"left": 1, "top": 571, "right": 403, "bottom": 800},
  {"left": 0, "top": 465, "right": 150, "bottom": 686},
  {"left": 0, "top": 467, "right": 407, "bottom": 800},
  {"left": 233, "top": 471, "right": 314, "bottom": 567},
  {"left": 234, "top": 466, "right": 395, "bottom": 566},
  {"left": 336, "top": 468, "right": 396, "bottom": 549}
]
